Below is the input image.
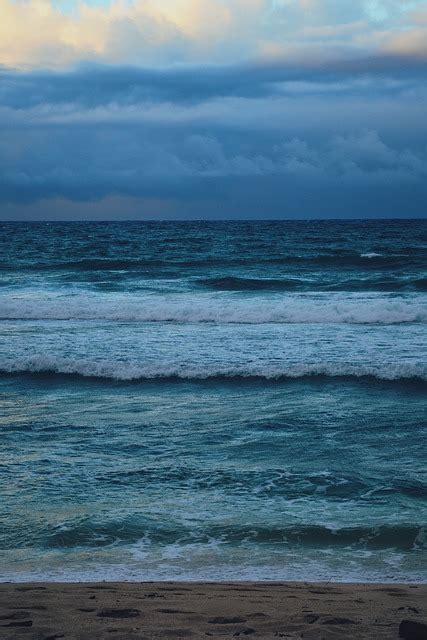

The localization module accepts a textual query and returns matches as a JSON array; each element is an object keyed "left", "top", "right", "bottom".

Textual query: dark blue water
[{"left": 0, "top": 220, "right": 426, "bottom": 582}]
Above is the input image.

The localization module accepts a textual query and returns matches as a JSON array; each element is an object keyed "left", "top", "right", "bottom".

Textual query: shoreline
[{"left": 1, "top": 581, "right": 426, "bottom": 639}]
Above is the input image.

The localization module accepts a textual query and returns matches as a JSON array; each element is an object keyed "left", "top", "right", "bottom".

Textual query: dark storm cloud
[
  {"left": 1, "top": 53, "right": 427, "bottom": 108},
  {"left": 0, "top": 55, "right": 426, "bottom": 219}
]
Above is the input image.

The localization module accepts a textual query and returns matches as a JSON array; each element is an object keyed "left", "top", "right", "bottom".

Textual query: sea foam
[
  {"left": 1, "top": 355, "right": 425, "bottom": 381},
  {"left": 1, "top": 294, "right": 425, "bottom": 324}
]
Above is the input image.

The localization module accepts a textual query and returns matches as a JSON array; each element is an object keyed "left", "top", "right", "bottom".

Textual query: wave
[
  {"left": 1, "top": 295, "right": 426, "bottom": 324},
  {"left": 1, "top": 356, "right": 425, "bottom": 382},
  {"left": 198, "top": 276, "right": 303, "bottom": 291},
  {"left": 1, "top": 253, "right": 424, "bottom": 272},
  {"left": 198, "top": 275, "right": 427, "bottom": 292},
  {"left": 6, "top": 518, "right": 425, "bottom": 551},
  {"left": 98, "top": 467, "right": 427, "bottom": 500}
]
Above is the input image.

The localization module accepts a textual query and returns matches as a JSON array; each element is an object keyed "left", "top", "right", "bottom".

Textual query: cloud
[
  {"left": 1, "top": 126, "right": 425, "bottom": 202},
  {"left": 0, "top": 60, "right": 426, "bottom": 218},
  {"left": 1, "top": 0, "right": 427, "bottom": 69},
  {"left": 0, "top": 2, "right": 426, "bottom": 219},
  {"left": 1, "top": 52, "right": 426, "bottom": 116},
  {"left": 383, "top": 28, "right": 427, "bottom": 57},
  {"left": 0, "top": 17, "right": 426, "bottom": 221},
  {"left": 0, "top": 0, "right": 269, "bottom": 68}
]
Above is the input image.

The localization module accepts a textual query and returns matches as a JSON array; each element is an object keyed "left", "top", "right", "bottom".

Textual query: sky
[{"left": 1, "top": 0, "right": 427, "bottom": 219}]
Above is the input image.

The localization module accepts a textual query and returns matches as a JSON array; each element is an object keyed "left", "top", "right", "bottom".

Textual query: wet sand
[{"left": 0, "top": 582, "right": 426, "bottom": 639}]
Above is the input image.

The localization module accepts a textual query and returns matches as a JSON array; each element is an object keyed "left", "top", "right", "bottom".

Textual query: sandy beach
[{"left": 0, "top": 582, "right": 426, "bottom": 639}]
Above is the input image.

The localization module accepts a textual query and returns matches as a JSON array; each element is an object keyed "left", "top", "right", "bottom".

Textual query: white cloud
[
  {"left": 0, "top": 0, "right": 268, "bottom": 67},
  {"left": 383, "top": 27, "right": 427, "bottom": 56},
  {"left": 1, "top": 0, "right": 427, "bottom": 68}
]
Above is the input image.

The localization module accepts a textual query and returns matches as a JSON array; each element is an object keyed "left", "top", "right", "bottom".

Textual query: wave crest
[
  {"left": 10, "top": 519, "right": 426, "bottom": 551},
  {"left": 1, "top": 355, "right": 425, "bottom": 382},
  {"left": 1, "top": 295, "right": 426, "bottom": 324}
]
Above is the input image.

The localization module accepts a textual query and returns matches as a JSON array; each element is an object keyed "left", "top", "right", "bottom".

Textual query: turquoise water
[{"left": 0, "top": 220, "right": 426, "bottom": 581}]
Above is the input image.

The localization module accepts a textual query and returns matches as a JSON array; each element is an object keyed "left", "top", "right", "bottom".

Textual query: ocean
[{"left": 0, "top": 219, "right": 426, "bottom": 583}]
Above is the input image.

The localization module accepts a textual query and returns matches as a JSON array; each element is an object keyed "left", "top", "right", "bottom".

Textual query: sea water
[{"left": 0, "top": 220, "right": 426, "bottom": 582}]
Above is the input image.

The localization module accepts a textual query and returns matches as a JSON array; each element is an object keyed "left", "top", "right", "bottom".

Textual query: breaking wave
[
  {"left": 1, "top": 355, "right": 425, "bottom": 382},
  {"left": 1, "top": 295, "right": 426, "bottom": 324},
  {"left": 3, "top": 517, "right": 424, "bottom": 552}
]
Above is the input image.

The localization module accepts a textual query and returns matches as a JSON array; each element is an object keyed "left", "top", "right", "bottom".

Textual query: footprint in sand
[
  {"left": 208, "top": 616, "right": 247, "bottom": 624},
  {"left": 96, "top": 608, "right": 141, "bottom": 618}
]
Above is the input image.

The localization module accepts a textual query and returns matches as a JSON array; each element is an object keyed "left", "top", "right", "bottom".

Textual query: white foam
[
  {"left": 1, "top": 294, "right": 425, "bottom": 325},
  {"left": 1, "top": 355, "right": 425, "bottom": 381},
  {"left": 1, "top": 544, "right": 425, "bottom": 584},
  {"left": 361, "top": 252, "right": 383, "bottom": 258}
]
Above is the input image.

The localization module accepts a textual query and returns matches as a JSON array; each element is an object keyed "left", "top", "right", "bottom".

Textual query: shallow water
[{"left": 0, "top": 220, "right": 426, "bottom": 581}]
